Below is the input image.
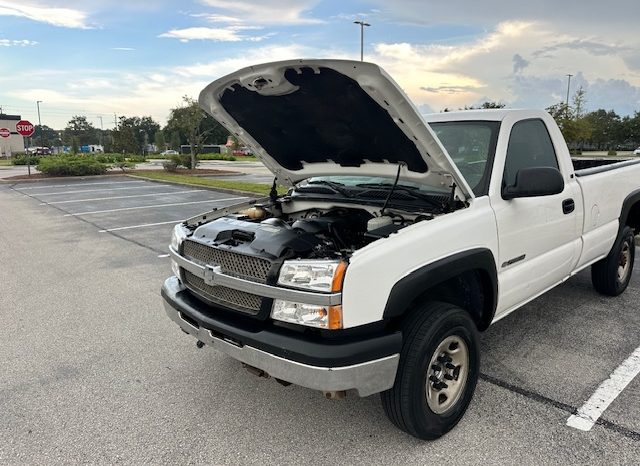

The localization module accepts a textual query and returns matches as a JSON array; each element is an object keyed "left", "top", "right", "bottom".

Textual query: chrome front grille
[
  {"left": 183, "top": 270, "right": 262, "bottom": 315},
  {"left": 180, "top": 239, "right": 272, "bottom": 314},
  {"left": 182, "top": 240, "right": 271, "bottom": 283}
]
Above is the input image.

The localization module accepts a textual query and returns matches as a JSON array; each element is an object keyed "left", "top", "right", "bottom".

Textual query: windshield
[{"left": 429, "top": 121, "right": 500, "bottom": 196}]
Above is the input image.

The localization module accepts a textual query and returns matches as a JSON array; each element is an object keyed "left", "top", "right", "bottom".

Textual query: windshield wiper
[
  {"left": 301, "top": 179, "right": 353, "bottom": 197},
  {"left": 355, "top": 183, "right": 445, "bottom": 210}
]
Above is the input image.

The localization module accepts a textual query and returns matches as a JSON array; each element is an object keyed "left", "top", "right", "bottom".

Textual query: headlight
[
  {"left": 277, "top": 259, "right": 343, "bottom": 292},
  {"left": 170, "top": 223, "right": 188, "bottom": 252},
  {"left": 272, "top": 260, "right": 346, "bottom": 329}
]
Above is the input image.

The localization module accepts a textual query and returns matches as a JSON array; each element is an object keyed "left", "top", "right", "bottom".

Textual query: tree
[
  {"left": 34, "top": 125, "right": 59, "bottom": 147},
  {"left": 169, "top": 131, "right": 181, "bottom": 151},
  {"left": 164, "top": 96, "right": 230, "bottom": 168},
  {"left": 111, "top": 115, "right": 160, "bottom": 154},
  {"left": 546, "top": 89, "right": 592, "bottom": 152},
  {"left": 63, "top": 116, "right": 97, "bottom": 146},
  {"left": 154, "top": 130, "right": 166, "bottom": 153}
]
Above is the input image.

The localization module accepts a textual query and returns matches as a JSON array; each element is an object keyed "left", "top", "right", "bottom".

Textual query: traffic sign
[
  {"left": 16, "top": 120, "right": 35, "bottom": 137},
  {"left": 0, "top": 128, "right": 10, "bottom": 138}
]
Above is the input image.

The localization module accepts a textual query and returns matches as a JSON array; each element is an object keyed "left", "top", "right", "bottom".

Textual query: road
[{"left": 1, "top": 177, "right": 639, "bottom": 464}]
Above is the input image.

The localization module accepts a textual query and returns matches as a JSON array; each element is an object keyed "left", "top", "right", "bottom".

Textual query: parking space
[
  {"left": 11, "top": 177, "right": 250, "bottom": 254},
  {"left": 2, "top": 176, "right": 639, "bottom": 463}
]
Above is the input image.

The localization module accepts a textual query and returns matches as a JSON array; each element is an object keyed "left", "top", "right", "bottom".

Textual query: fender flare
[
  {"left": 383, "top": 248, "right": 498, "bottom": 329},
  {"left": 619, "top": 188, "right": 640, "bottom": 235}
]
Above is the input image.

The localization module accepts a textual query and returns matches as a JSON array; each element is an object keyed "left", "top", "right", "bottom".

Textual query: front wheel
[
  {"left": 380, "top": 302, "right": 480, "bottom": 440},
  {"left": 591, "top": 226, "right": 636, "bottom": 296}
]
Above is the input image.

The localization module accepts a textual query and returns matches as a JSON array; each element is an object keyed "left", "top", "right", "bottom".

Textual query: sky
[{"left": 1, "top": 0, "right": 639, "bottom": 130}]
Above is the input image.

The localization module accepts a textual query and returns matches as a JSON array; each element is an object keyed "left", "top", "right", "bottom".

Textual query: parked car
[
  {"left": 161, "top": 150, "right": 179, "bottom": 156},
  {"left": 633, "top": 147, "right": 640, "bottom": 155},
  {"left": 162, "top": 59, "right": 640, "bottom": 440}
]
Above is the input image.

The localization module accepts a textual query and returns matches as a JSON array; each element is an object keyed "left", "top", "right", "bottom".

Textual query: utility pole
[
  {"left": 353, "top": 20, "right": 370, "bottom": 62},
  {"left": 565, "top": 74, "right": 573, "bottom": 118},
  {"left": 97, "top": 116, "right": 103, "bottom": 150},
  {"left": 36, "top": 100, "right": 43, "bottom": 149},
  {"left": 113, "top": 113, "right": 118, "bottom": 130}
]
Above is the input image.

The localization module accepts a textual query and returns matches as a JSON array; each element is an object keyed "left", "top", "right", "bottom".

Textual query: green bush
[
  {"left": 37, "top": 156, "right": 107, "bottom": 176},
  {"left": 126, "top": 155, "right": 146, "bottom": 163},
  {"left": 198, "top": 153, "right": 236, "bottom": 161},
  {"left": 169, "top": 153, "right": 197, "bottom": 168},
  {"left": 11, "top": 155, "right": 43, "bottom": 165},
  {"left": 162, "top": 160, "right": 178, "bottom": 172},
  {"left": 607, "top": 150, "right": 617, "bottom": 156}
]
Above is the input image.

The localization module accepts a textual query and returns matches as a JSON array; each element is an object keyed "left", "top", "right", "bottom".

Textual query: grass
[
  {"left": 131, "top": 171, "right": 286, "bottom": 196},
  {"left": 0, "top": 159, "right": 10, "bottom": 166}
]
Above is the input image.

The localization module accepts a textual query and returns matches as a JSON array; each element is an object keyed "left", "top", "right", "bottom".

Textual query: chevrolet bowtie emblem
[{"left": 204, "top": 265, "right": 223, "bottom": 285}]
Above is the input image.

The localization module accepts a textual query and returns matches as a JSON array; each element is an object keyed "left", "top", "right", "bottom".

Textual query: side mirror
[{"left": 502, "top": 167, "right": 564, "bottom": 200}]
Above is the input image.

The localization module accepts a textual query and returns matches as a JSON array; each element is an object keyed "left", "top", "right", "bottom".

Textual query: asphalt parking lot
[{"left": 1, "top": 176, "right": 639, "bottom": 464}]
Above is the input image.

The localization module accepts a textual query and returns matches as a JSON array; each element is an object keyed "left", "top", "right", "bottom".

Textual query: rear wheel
[
  {"left": 380, "top": 302, "right": 479, "bottom": 440},
  {"left": 591, "top": 226, "right": 635, "bottom": 296}
]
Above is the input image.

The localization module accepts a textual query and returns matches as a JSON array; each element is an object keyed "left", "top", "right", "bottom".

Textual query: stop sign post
[{"left": 16, "top": 120, "right": 35, "bottom": 176}]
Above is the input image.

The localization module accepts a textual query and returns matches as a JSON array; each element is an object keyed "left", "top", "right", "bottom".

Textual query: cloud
[
  {"left": 199, "top": 0, "right": 322, "bottom": 25},
  {"left": 512, "top": 54, "right": 529, "bottom": 74},
  {"left": 421, "top": 85, "right": 481, "bottom": 94},
  {"left": 0, "top": 0, "right": 91, "bottom": 28},
  {"left": 0, "top": 38, "right": 37, "bottom": 46},
  {"left": 159, "top": 26, "right": 273, "bottom": 42},
  {"left": 111, "top": 47, "right": 135, "bottom": 51}
]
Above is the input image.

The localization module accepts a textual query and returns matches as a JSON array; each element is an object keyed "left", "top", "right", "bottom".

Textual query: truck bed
[{"left": 572, "top": 157, "right": 640, "bottom": 175}]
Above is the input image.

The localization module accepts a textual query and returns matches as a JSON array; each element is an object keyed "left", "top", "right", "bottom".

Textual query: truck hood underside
[{"left": 199, "top": 59, "right": 472, "bottom": 200}]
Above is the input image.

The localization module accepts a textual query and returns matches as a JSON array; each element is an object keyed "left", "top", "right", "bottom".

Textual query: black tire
[
  {"left": 380, "top": 302, "right": 479, "bottom": 440},
  {"left": 591, "top": 226, "right": 635, "bottom": 296}
]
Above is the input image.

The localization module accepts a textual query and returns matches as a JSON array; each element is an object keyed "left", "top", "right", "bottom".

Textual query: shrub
[
  {"left": 126, "top": 155, "right": 146, "bottom": 163},
  {"left": 37, "top": 156, "right": 107, "bottom": 176},
  {"left": 169, "top": 153, "right": 196, "bottom": 168},
  {"left": 198, "top": 153, "right": 236, "bottom": 161},
  {"left": 607, "top": 150, "right": 617, "bottom": 156},
  {"left": 11, "top": 155, "right": 43, "bottom": 165},
  {"left": 162, "top": 160, "right": 178, "bottom": 172}
]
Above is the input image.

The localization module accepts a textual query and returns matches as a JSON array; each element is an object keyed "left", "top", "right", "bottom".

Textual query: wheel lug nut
[
  {"left": 431, "top": 364, "right": 441, "bottom": 372},
  {"left": 445, "top": 363, "right": 455, "bottom": 370},
  {"left": 437, "top": 355, "right": 452, "bottom": 364},
  {"left": 444, "top": 374, "right": 454, "bottom": 380},
  {"left": 429, "top": 375, "right": 439, "bottom": 383}
]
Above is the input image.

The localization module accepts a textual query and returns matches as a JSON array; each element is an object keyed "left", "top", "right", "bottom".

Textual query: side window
[{"left": 503, "top": 119, "right": 559, "bottom": 187}]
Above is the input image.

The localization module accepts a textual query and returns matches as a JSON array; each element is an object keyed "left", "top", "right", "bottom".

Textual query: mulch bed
[{"left": 2, "top": 168, "right": 239, "bottom": 181}]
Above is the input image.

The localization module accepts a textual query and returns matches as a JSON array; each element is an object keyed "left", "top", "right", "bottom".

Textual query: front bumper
[{"left": 162, "top": 276, "right": 401, "bottom": 397}]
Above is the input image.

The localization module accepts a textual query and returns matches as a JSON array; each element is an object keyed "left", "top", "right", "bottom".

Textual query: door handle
[{"left": 562, "top": 198, "right": 575, "bottom": 214}]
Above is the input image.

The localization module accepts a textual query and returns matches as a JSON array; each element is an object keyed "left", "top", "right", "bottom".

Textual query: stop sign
[
  {"left": 16, "top": 120, "right": 35, "bottom": 137},
  {"left": 0, "top": 128, "right": 10, "bottom": 138}
]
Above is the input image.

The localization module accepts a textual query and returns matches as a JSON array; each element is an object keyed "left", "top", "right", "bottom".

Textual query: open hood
[{"left": 198, "top": 59, "right": 473, "bottom": 200}]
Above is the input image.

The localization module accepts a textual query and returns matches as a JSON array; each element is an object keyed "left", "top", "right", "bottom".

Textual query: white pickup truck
[{"left": 161, "top": 59, "right": 640, "bottom": 439}]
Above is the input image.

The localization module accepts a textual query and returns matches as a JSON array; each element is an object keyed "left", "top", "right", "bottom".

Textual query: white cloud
[
  {"left": 111, "top": 47, "right": 135, "bottom": 51},
  {"left": 159, "top": 26, "right": 272, "bottom": 42},
  {"left": 0, "top": 38, "right": 37, "bottom": 46},
  {"left": 199, "top": 0, "right": 322, "bottom": 25},
  {"left": 0, "top": 0, "right": 91, "bottom": 28}
]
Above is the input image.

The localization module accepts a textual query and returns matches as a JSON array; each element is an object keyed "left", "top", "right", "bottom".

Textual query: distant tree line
[{"left": 33, "top": 97, "right": 230, "bottom": 162}]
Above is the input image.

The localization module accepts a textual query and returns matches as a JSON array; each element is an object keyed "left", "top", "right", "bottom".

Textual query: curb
[
  {"left": 124, "top": 174, "right": 263, "bottom": 198},
  {"left": 0, "top": 173, "right": 129, "bottom": 184}
]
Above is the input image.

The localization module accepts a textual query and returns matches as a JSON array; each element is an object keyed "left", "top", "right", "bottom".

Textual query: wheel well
[
  {"left": 625, "top": 200, "right": 640, "bottom": 234},
  {"left": 389, "top": 269, "right": 495, "bottom": 332}
]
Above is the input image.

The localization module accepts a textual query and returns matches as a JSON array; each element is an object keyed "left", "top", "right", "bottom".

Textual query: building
[{"left": 0, "top": 113, "right": 25, "bottom": 157}]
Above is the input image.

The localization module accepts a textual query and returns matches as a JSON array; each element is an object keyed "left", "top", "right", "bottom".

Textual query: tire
[
  {"left": 380, "top": 302, "right": 480, "bottom": 440},
  {"left": 591, "top": 226, "right": 635, "bottom": 296}
]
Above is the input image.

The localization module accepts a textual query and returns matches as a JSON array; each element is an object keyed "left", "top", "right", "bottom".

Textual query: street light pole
[
  {"left": 353, "top": 20, "right": 370, "bottom": 62},
  {"left": 36, "top": 100, "right": 43, "bottom": 149},
  {"left": 97, "top": 116, "right": 103, "bottom": 151},
  {"left": 565, "top": 74, "right": 573, "bottom": 118}
]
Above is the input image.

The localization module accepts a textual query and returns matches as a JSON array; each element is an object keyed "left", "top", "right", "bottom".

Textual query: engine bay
[{"left": 190, "top": 201, "right": 435, "bottom": 262}]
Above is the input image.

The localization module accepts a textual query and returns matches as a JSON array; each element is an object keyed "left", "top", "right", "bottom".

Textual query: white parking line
[
  {"left": 36, "top": 185, "right": 173, "bottom": 196},
  {"left": 40, "top": 189, "right": 204, "bottom": 205},
  {"left": 16, "top": 180, "right": 147, "bottom": 190},
  {"left": 62, "top": 197, "right": 246, "bottom": 216},
  {"left": 567, "top": 345, "right": 640, "bottom": 431},
  {"left": 99, "top": 220, "right": 182, "bottom": 232}
]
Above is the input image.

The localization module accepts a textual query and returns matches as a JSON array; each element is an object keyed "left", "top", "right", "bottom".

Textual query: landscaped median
[{"left": 128, "top": 171, "right": 286, "bottom": 196}]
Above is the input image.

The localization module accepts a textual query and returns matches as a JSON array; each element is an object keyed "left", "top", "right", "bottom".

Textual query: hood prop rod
[{"left": 380, "top": 162, "right": 404, "bottom": 216}]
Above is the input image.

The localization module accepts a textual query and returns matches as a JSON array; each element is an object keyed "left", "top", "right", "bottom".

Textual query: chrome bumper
[{"left": 162, "top": 278, "right": 399, "bottom": 397}]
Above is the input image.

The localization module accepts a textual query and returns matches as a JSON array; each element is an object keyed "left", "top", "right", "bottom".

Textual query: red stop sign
[
  {"left": 0, "top": 128, "right": 10, "bottom": 138},
  {"left": 16, "top": 120, "right": 35, "bottom": 137}
]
